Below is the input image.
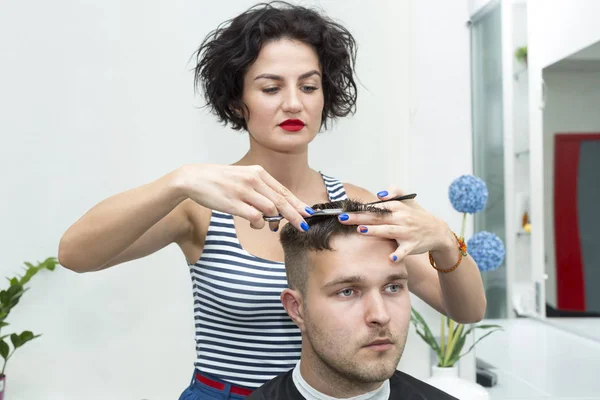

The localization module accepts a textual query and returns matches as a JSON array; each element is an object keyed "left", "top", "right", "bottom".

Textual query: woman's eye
[
  {"left": 302, "top": 86, "right": 318, "bottom": 93},
  {"left": 262, "top": 87, "right": 279, "bottom": 94}
]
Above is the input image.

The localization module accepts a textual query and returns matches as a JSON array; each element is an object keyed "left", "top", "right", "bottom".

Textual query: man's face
[{"left": 302, "top": 234, "right": 410, "bottom": 383}]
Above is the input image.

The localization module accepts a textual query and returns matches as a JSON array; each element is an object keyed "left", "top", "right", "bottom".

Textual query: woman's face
[{"left": 241, "top": 39, "right": 325, "bottom": 154}]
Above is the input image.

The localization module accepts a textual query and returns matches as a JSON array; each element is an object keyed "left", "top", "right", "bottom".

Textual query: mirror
[{"left": 542, "top": 39, "right": 600, "bottom": 341}]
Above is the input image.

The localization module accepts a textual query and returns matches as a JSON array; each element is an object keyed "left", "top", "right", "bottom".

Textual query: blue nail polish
[
  {"left": 338, "top": 213, "right": 349, "bottom": 221},
  {"left": 359, "top": 226, "right": 368, "bottom": 233},
  {"left": 392, "top": 255, "right": 398, "bottom": 262},
  {"left": 305, "top": 207, "right": 315, "bottom": 215},
  {"left": 272, "top": 226, "right": 279, "bottom": 232},
  {"left": 377, "top": 190, "right": 389, "bottom": 198},
  {"left": 301, "top": 221, "right": 310, "bottom": 231}
]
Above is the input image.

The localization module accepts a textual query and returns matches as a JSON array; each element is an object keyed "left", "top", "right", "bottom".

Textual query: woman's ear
[
  {"left": 232, "top": 103, "right": 248, "bottom": 119},
  {"left": 281, "top": 288, "right": 305, "bottom": 331}
]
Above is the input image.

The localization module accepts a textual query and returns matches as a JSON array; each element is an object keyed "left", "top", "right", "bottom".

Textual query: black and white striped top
[{"left": 188, "top": 173, "right": 347, "bottom": 388}]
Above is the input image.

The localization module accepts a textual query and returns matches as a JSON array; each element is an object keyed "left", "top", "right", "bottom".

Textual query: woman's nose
[{"left": 281, "top": 88, "right": 303, "bottom": 113}]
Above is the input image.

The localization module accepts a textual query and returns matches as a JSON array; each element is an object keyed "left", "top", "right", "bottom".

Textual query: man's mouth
[
  {"left": 279, "top": 119, "right": 305, "bottom": 132},
  {"left": 363, "top": 338, "right": 394, "bottom": 351}
]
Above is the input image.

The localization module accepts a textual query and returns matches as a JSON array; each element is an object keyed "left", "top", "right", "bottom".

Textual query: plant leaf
[
  {"left": 447, "top": 332, "right": 468, "bottom": 366},
  {"left": 10, "top": 333, "right": 22, "bottom": 349},
  {"left": 410, "top": 308, "right": 441, "bottom": 353},
  {"left": 413, "top": 327, "right": 442, "bottom": 359},
  {"left": 443, "top": 323, "right": 464, "bottom": 365},
  {"left": 411, "top": 309, "right": 438, "bottom": 345},
  {"left": 459, "top": 328, "right": 503, "bottom": 359},
  {"left": 18, "top": 258, "right": 58, "bottom": 286},
  {"left": 461, "top": 324, "right": 503, "bottom": 337},
  {"left": 0, "top": 339, "right": 8, "bottom": 360},
  {"left": 11, "top": 331, "right": 38, "bottom": 350}
]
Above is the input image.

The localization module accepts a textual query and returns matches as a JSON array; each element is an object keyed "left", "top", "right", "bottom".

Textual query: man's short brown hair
[{"left": 279, "top": 199, "right": 391, "bottom": 295}]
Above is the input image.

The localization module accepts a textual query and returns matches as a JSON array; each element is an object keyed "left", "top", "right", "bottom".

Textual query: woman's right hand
[{"left": 177, "top": 164, "right": 313, "bottom": 232}]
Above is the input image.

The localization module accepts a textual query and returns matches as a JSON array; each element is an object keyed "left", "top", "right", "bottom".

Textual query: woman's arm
[
  {"left": 343, "top": 183, "right": 486, "bottom": 323},
  {"left": 59, "top": 164, "right": 314, "bottom": 273},
  {"left": 58, "top": 168, "right": 193, "bottom": 273},
  {"left": 404, "top": 243, "right": 486, "bottom": 323}
]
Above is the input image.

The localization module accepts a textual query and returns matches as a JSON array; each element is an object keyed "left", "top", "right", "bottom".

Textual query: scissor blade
[{"left": 307, "top": 208, "right": 345, "bottom": 218}]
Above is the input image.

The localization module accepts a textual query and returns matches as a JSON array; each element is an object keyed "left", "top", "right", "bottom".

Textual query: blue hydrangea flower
[
  {"left": 467, "top": 231, "right": 505, "bottom": 272},
  {"left": 448, "top": 175, "right": 488, "bottom": 214}
]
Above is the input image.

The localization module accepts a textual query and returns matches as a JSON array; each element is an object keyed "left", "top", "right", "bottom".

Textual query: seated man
[{"left": 248, "top": 200, "right": 456, "bottom": 399}]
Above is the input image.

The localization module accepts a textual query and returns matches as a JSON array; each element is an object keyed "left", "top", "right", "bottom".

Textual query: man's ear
[{"left": 281, "top": 288, "right": 305, "bottom": 331}]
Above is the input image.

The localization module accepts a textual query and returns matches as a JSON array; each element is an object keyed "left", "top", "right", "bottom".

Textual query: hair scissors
[{"left": 262, "top": 193, "right": 417, "bottom": 222}]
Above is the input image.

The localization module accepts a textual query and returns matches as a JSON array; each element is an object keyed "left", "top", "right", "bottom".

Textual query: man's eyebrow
[
  {"left": 323, "top": 275, "right": 364, "bottom": 289},
  {"left": 323, "top": 272, "right": 408, "bottom": 289},
  {"left": 254, "top": 70, "right": 321, "bottom": 81},
  {"left": 387, "top": 272, "right": 409, "bottom": 282}
]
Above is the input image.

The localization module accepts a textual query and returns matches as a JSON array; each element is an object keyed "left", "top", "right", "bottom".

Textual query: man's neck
[
  {"left": 293, "top": 361, "right": 390, "bottom": 400},
  {"left": 298, "top": 351, "right": 385, "bottom": 398}
]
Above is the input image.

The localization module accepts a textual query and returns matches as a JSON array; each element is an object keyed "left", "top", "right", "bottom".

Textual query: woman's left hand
[{"left": 337, "top": 186, "right": 454, "bottom": 262}]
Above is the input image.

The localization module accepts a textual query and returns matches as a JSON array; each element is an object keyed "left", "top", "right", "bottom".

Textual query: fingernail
[
  {"left": 377, "top": 190, "right": 389, "bottom": 198},
  {"left": 305, "top": 207, "right": 315, "bottom": 215},
  {"left": 272, "top": 226, "right": 279, "bottom": 232},
  {"left": 392, "top": 255, "right": 398, "bottom": 262},
  {"left": 338, "top": 213, "right": 349, "bottom": 221},
  {"left": 301, "top": 221, "right": 310, "bottom": 231},
  {"left": 359, "top": 225, "right": 368, "bottom": 233}
]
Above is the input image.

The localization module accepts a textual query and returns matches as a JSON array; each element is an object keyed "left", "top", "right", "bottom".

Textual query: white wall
[
  {"left": 528, "top": 0, "right": 600, "bottom": 69},
  {"left": 468, "top": 0, "right": 495, "bottom": 17},
  {"left": 0, "top": 0, "right": 474, "bottom": 397},
  {"left": 404, "top": 0, "right": 475, "bottom": 382},
  {"left": 542, "top": 70, "right": 600, "bottom": 307}
]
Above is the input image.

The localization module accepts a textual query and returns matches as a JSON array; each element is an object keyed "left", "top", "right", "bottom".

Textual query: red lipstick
[{"left": 279, "top": 119, "right": 305, "bottom": 132}]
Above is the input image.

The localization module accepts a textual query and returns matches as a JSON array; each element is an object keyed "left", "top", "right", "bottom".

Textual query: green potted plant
[
  {"left": 0, "top": 257, "right": 57, "bottom": 399},
  {"left": 411, "top": 175, "right": 505, "bottom": 399},
  {"left": 514, "top": 45, "right": 528, "bottom": 66}
]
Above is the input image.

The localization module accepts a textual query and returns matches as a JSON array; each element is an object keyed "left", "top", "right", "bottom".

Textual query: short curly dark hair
[{"left": 193, "top": 1, "right": 358, "bottom": 131}]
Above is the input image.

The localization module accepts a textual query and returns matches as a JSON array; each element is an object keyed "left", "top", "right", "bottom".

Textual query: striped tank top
[{"left": 187, "top": 173, "right": 347, "bottom": 389}]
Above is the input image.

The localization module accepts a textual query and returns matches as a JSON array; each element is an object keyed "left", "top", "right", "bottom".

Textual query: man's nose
[
  {"left": 364, "top": 292, "right": 392, "bottom": 327},
  {"left": 281, "top": 88, "right": 303, "bottom": 113}
]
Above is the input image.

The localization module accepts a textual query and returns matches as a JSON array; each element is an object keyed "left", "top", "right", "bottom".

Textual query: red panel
[{"left": 554, "top": 133, "right": 600, "bottom": 311}]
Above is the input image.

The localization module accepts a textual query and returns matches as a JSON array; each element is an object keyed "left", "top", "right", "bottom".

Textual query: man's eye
[
  {"left": 338, "top": 288, "right": 355, "bottom": 297},
  {"left": 386, "top": 284, "right": 403, "bottom": 293}
]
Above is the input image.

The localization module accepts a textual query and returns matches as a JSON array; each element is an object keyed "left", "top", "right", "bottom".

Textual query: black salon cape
[{"left": 246, "top": 369, "right": 458, "bottom": 400}]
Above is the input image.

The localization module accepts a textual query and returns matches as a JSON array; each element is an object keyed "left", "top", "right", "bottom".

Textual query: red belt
[{"left": 195, "top": 372, "right": 254, "bottom": 396}]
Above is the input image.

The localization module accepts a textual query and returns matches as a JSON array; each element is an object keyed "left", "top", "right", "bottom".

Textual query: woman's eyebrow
[{"left": 254, "top": 70, "right": 322, "bottom": 81}]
